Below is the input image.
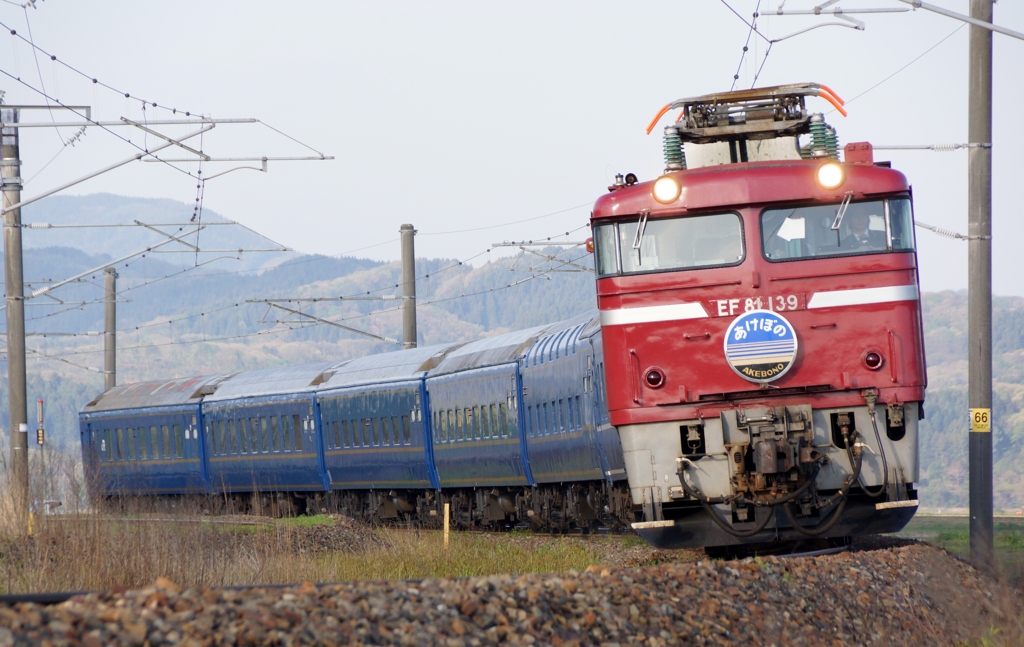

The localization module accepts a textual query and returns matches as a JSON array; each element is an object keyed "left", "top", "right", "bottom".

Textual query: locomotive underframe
[{"left": 619, "top": 399, "right": 920, "bottom": 547}]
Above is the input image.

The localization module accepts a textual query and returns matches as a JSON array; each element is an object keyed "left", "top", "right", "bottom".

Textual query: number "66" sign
[{"left": 970, "top": 408, "right": 991, "bottom": 433}]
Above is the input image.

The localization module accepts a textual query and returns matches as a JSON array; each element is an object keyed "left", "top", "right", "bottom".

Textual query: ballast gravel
[{"left": 1, "top": 542, "right": 1021, "bottom": 646}]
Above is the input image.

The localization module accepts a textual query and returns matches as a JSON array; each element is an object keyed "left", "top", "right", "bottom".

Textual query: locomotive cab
[{"left": 592, "top": 84, "right": 925, "bottom": 549}]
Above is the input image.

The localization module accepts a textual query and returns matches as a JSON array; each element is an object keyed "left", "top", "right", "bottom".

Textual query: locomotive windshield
[
  {"left": 593, "top": 212, "right": 743, "bottom": 277},
  {"left": 761, "top": 198, "right": 914, "bottom": 262}
]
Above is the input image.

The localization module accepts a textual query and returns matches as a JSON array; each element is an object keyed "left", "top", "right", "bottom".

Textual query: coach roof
[
  {"left": 81, "top": 374, "right": 230, "bottom": 413},
  {"left": 317, "top": 342, "right": 464, "bottom": 390}
]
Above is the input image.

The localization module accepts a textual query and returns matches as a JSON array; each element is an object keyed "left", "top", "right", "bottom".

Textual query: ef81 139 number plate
[{"left": 708, "top": 294, "right": 806, "bottom": 318}]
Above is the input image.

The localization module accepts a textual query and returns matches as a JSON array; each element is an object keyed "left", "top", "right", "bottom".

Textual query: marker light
[
  {"left": 816, "top": 162, "right": 845, "bottom": 190},
  {"left": 864, "top": 351, "right": 884, "bottom": 370},
  {"left": 652, "top": 176, "right": 681, "bottom": 203},
  {"left": 644, "top": 368, "right": 665, "bottom": 389}
]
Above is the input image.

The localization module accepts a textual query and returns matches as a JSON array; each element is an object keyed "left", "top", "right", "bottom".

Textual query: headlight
[
  {"left": 816, "top": 162, "right": 845, "bottom": 190},
  {"left": 652, "top": 176, "right": 681, "bottom": 203}
]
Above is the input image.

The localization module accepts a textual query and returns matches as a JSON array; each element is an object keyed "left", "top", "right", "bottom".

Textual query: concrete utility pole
[
  {"left": 400, "top": 224, "right": 417, "bottom": 349},
  {"left": 104, "top": 267, "right": 117, "bottom": 391},
  {"left": 967, "top": 0, "right": 994, "bottom": 574},
  {"left": 2, "top": 105, "right": 28, "bottom": 524}
]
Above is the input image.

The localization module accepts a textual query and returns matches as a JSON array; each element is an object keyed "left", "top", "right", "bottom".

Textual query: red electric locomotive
[{"left": 591, "top": 84, "right": 924, "bottom": 550}]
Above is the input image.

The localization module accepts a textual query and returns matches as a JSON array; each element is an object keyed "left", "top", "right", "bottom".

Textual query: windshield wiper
[
  {"left": 632, "top": 210, "right": 649, "bottom": 250},
  {"left": 830, "top": 192, "right": 854, "bottom": 231}
]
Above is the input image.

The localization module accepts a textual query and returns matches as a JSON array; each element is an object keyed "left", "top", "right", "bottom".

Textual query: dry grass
[
  {"left": 0, "top": 513, "right": 672, "bottom": 595},
  {"left": 0, "top": 440, "right": 696, "bottom": 594},
  {"left": 0, "top": 448, "right": 681, "bottom": 594}
]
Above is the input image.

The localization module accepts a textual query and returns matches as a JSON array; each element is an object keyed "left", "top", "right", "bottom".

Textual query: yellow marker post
[
  {"left": 443, "top": 503, "right": 450, "bottom": 548},
  {"left": 971, "top": 408, "right": 991, "bottom": 432}
]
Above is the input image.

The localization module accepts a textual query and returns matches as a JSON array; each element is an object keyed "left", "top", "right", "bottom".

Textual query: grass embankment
[
  {"left": 899, "top": 515, "right": 1024, "bottom": 587},
  {"left": 0, "top": 512, "right": 674, "bottom": 595}
]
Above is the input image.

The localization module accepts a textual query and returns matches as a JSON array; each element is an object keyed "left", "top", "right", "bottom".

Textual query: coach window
[
  {"left": 161, "top": 425, "right": 170, "bottom": 459},
  {"left": 267, "top": 416, "right": 278, "bottom": 452},
  {"left": 256, "top": 418, "right": 266, "bottom": 452},
  {"left": 148, "top": 426, "right": 158, "bottom": 459},
  {"left": 293, "top": 415, "right": 303, "bottom": 450},
  {"left": 125, "top": 428, "right": 135, "bottom": 460},
  {"left": 173, "top": 424, "right": 184, "bottom": 458},
  {"left": 761, "top": 198, "right": 915, "bottom": 261},
  {"left": 480, "top": 406, "right": 491, "bottom": 439},
  {"left": 279, "top": 415, "right": 287, "bottom": 452},
  {"left": 595, "top": 212, "right": 744, "bottom": 277},
  {"left": 215, "top": 420, "right": 225, "bottom": 455},
  {"left": 138, "top": 428, "right": 149, "bottom": 460},
  {"left": 401, "top": 415, "right": 411, "bottom": 444},
  {"left": 236, "top": 419, "right": 247, "bottom": 454},
  {"left": 287, "top": 414, "right": 297, "bottom": 450},
  {"left": 381, "top": 418, "right": 392, "bottom": 446},
  {"left": 495, "top": 403, "right": 507, "bottom": 438}
]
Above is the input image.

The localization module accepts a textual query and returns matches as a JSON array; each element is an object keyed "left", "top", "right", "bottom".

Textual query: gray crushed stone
[{"left": 1, "top": 543, "right": 1021, "bottom": 646}]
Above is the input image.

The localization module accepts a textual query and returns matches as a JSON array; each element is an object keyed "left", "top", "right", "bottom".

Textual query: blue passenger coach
[
  {"left": 315, "top": 343, "right": 461, "bottom": 518},
  {"left": 80, "top": 312, "right": 635, "bottom": 531},
  {"left": 80, "top": 375, "right": 223, "bottom": 498},
  {"left": 200, "top": 363, "right": 332, "bottom": 511}
]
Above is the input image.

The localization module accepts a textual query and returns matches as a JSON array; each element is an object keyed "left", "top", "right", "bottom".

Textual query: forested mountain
[
  {"left": 916, "top": 292, "right": 1024, "bottom": 510},
  {"left": 1, "top": 195, "right": 1022, "bottom": 512}
]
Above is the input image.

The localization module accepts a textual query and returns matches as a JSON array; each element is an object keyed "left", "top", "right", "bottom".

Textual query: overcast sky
[{"left": 1, "top": 1, "right": 1021, "bottom": 295}]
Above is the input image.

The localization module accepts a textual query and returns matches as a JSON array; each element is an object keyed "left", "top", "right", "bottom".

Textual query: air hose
[
  {"left": 677, "top": 462, "right": 822, "bottom": 538},
  {"left": 858, "top": 390, "right": 890, "bottom": 498}
]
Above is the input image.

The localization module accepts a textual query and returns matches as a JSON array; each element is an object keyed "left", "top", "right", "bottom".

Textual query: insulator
[
  {"left": 663, "top": 127, "right": 686, "bottom": 172},
  {"left": 799, "top": 144, "right": 813, "bottom": 160},
  {"left": 931, "top": 143, "right": 961, "bottom": 152},
  {"left": 825, "top": 125, "right": 839, "bottom": 160},
  {"left": 809, "top": 113, "right": 827, "bottom": 157}
]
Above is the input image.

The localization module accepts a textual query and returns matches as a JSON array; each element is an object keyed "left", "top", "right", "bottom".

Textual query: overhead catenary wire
[
  {"left": 0, "top": 17, "right": 202, "bottom": 118},
  {"left": 0, "top": 67, "right": 203, "bottom": 180},
  {"left": 18, "top": 5, "right": 64, "bottom": 147},
  {"left": 727, "top": 0, "right": 763, "bottom": 90}
]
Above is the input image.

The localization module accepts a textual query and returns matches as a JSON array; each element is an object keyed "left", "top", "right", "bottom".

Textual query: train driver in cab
[{"left": 842, "top": 211, "right": 886, "bottom": 251}]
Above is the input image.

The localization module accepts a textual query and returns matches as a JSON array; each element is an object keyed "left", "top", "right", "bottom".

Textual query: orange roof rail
[
  {"left": 819, "top": 84, "right": 845, "bottom": 105},
  {"left": 645, "top": 104, "right": 672, "bottom": 135},
  {"left": 818, "top": 88, "right": 847, "bottom": 117}
]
